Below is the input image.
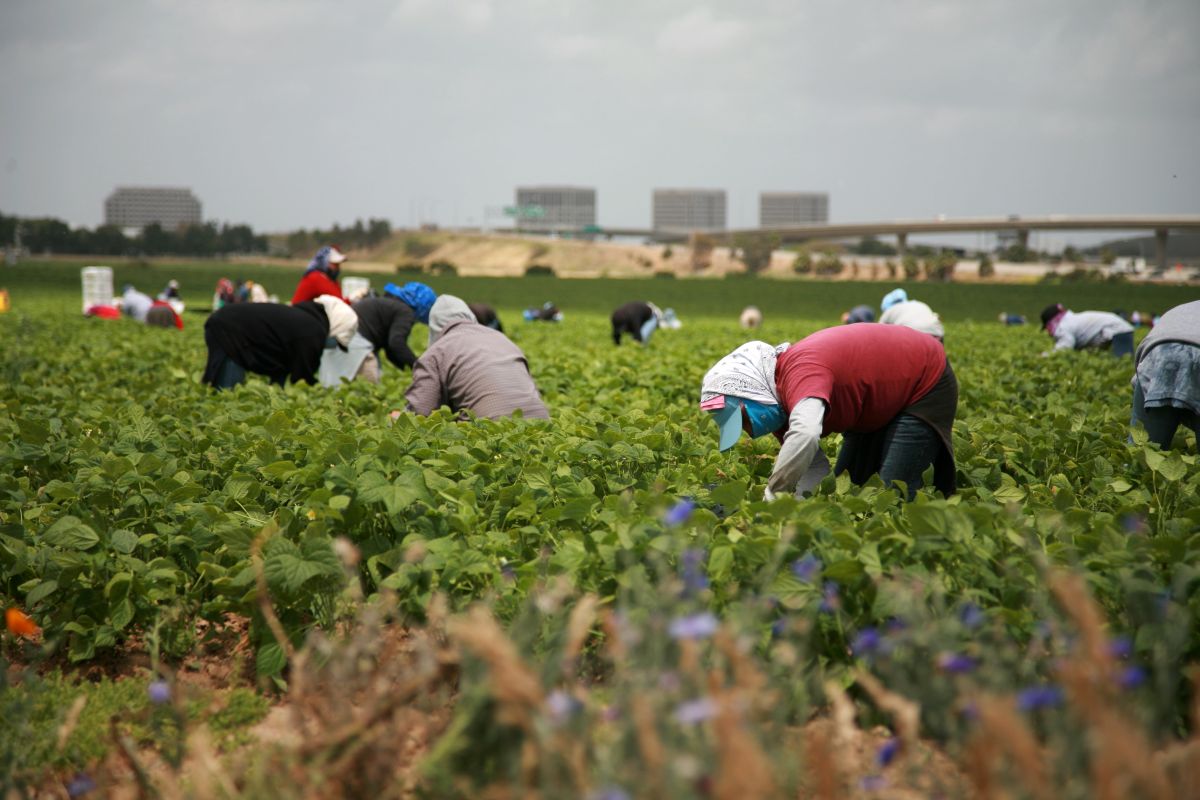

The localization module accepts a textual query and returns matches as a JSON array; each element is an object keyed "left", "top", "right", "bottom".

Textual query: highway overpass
[{"left": 586, "top": 215, "right": 1200, "bottom": 270}]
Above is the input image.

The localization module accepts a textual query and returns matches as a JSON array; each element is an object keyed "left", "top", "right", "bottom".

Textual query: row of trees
[
  {"left": 793, "top": 250, "right": 960, "bottom": 281},
  {"left": 1, "top": 212, "right": 396, "bottom": 259},
  {"left": 282, "top": 219, "right": 392, "bottom": 258},
  {"left": 0, "top": 212, "right": 268, "bottom": 257}
]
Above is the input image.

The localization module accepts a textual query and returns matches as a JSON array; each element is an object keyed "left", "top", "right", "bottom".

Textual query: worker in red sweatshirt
[
  {"left": 700, "top": 324, "right": 957, "bottom": 501},
  {"left": 291, "top": 245, "right": 346, "bottom": 304}
]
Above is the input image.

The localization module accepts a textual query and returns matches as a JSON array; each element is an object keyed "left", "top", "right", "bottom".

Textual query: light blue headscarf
[
  {"left": 384, "top": 281, "right": 437, "bottom": 324},
  {"left": 881, "top": 288, "right": 908, "bottom": 312}
]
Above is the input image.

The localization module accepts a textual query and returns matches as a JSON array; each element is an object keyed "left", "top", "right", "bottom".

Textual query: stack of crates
[
  {"left": 81, "top": 266, "right": 114, "bottom": 313},
  {"left": 341, "top": 276, "right": 370, "bottom": 301}
]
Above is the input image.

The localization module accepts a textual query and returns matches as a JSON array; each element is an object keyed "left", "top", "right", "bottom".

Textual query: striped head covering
[
  {"left": 306, "top": 245, "right": 346, "bottom": 277},
  {"left": 699, "top": 341, "right": 789, "bottom": 407}
]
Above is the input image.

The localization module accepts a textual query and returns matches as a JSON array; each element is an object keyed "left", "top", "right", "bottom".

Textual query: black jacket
[
  {"left": 352, "top": 296, "right": 418, "bottom": 369},
  {"left": 203, "top": 301, "right": 329, "bottom": 386}
]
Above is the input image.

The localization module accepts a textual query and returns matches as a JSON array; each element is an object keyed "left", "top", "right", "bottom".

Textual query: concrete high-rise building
[
  {"left": 514, "top": 186, "right": 596, "bottom": 231},
  {"left": 759, "top": 192, "right": 829, "bottom": 227},
  {"left": 104, "top": 187, "right": 203, "bottom": 229},
  {"left": 652, "top": 189, "right": 727, "bottom": 232}
]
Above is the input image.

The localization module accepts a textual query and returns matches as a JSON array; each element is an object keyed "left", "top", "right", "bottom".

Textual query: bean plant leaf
[
  {"left": 25, "top": 579, "right": 58, "bottom": 606},
  {"left": 358, "top": 469, "right": 432, "bottom": 514},
  {"left": 41, "top": 516, "right": 100, "bottom": 551}
]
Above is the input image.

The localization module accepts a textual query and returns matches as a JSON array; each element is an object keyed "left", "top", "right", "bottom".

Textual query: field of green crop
[{"left": 2, "top": 260, "right": 1199, "bottom": 797}]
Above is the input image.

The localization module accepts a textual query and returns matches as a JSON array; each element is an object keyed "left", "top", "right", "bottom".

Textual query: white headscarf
[
  {"left": 699, "top": 341, "right": 790, "bottom": 406},
  {"left": 427, "top": 294, "right": 478, "bottom": 345},
  {"left": 314, "top": 295, "right": 358, "bottom": 347}
]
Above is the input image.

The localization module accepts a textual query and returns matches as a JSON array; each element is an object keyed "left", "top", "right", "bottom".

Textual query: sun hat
[{"left": 700, "top": 394, "right": 745, "bottom": 452}]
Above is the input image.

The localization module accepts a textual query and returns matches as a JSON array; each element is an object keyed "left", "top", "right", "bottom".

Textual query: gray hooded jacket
[{"left": 406, "top": 295, "right": 549, "bottom": 420}]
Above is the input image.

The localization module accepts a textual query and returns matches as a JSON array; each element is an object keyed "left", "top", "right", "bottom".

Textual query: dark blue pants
[
  {"left": 1110, "top": 331, "right": 1134, "bottom": 357},
  {"left": 206, "top": 348, "right": 247, "bottom": 390},
  {"left": 1132, "top": 381, "right": 1200, "bottom": 449},
  {"left": 834, "top": 414, "right": 943, "bottom": 499}
]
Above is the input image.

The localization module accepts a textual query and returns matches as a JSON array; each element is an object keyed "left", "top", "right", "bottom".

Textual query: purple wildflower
[
  {"left": 668, "top": 611, "right": 718, "bottom": 640},
  {"left": 791, "top": 553, "right": 822, "bottom": 583},
  {"left": 674, "top": 697, "right": 717, "bottom": 724},
  {"left": 588, "top": 788, "right": 631, "bottom": 800},
  {"left": 1121, "top": 513, "right": 1148, "bottom": 535},
  {"left": 860, "top": 775, "right": 888, "bottom": 792},
  {"left": 1118, "top": 665, "right": 1147, "bottom": 690},
  {"left": 66, "top": 773, "right": 96, "bottom": 798},
  {"left": 875, "top": 737, "right": 900, "bottom": 768},
  {"left": 771, "top": 617, "right": 788, "bottom": 639},
  {"left": 545, "top": 690, "right": 583, "bottom": 723},
  {"left": 818, "top": 581, "right": 840, "bottom": 614},
  {"left": 1016, "top": 685, "right": 1064, "bottom": 711},
  {"left": 958, "top": 603, "right": 984, "bottom": 629},
  {"left": 500, "top": 561, "right": 516, "bottom": 581},
  {"left": 852, "top": 627, "right": 881, "bottom": 657},
  {"left": 1107, "top": 636, "right": 1133, "bottom": 659},
  {"left": 680, "top": 548, "right": 709, "bottom": 595},
  {"left": 936, "top": 652, "right": 977, "bottom": 674},
  {"left": 148, "top": 680, "right": 171, "bottom": 705},
  {"left": 664, "top": 498, "right": 695, "bottom": 527}
]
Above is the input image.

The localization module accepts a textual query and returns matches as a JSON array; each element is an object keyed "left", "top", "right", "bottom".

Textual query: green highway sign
[{"left": 503, "top": 205, "right": 546, "bottom": 219}]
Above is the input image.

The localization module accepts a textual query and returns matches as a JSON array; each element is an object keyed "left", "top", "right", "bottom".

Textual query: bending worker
[
  {"left": 1131, "top": 299, "right": 1200, "bottom": 449},
  {"left": 611, "top": 301, "right": 662, "bottom": 345},
  {"left": 879, "top": 288, "right": 944, "bottom": 340},
  {"left": 203, "top": 296, "right": 357, "bottom": 389},
  {"left": 405, "top": 295, "right": 549, "bottom": 420},
  {"left": 1040, "top": 303, "right": 1133, "bottom": 356},
  {"left": 349, "top": 281, "right": 437, "bottom": 378},
  {"left": 469, "top": 302, "right": 504, "bottom": 333},
  {"left": 841, "top": 304, "right": 875, "bottom": 324},
  {"left": 700, "top": 324, "right": 957, "bottom": 500},
  {"left": 120, "top": 284, "right": 154, "bottom": 322}
]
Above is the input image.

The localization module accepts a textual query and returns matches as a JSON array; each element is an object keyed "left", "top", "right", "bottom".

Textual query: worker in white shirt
[
  {"left": 879, "top": 289, "right": 945, "bottom": 340},
  {"left": 1039, "top": 303, "right": 1134, "bottom": 356}
]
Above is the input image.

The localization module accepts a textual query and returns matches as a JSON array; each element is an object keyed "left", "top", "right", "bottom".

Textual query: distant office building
[
  {"left": 759, "top": 192, "right": 829, "bottom": 227},
  {"left": 514, "top": 186, "right": 596, "bottom": 231},
  {"left": 652, "top": 189, "right": 727, "bottom": 232},
  {"left": 104, "top": 187, "right": 203, "bottom": 229}
]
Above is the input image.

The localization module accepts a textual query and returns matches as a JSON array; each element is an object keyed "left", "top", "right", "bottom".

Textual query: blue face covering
[{"left": 741, "top": 398, "right": 785, "bottom": 437}]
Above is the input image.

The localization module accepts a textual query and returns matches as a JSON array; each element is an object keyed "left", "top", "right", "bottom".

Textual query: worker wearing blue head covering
[
  {"left": 880, "top": 288, "right": 944, "bottom": 339},
  {"left": 348, "top": 281, "right": 438, "bottom": 372},
  {"left": 881, "top": 288, "right": 908, "bottom": 313},
  {"left": 385, "top": 281, "right": 437, "bottom": 324}
]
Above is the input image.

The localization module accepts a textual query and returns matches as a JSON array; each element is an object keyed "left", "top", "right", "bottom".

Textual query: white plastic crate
[
  {"left": 341, "top": 276, "right": 370, "bottom": 301},
  {"left": 81, "top": 266, "right": 114, "bottom": 313}
]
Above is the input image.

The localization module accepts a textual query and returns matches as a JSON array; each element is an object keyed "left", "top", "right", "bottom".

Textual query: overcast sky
[{"left": 2, "top": 0, "right": 1197, "bottom": 240}]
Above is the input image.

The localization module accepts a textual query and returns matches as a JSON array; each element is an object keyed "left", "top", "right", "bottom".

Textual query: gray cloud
[{"left": 0, "top": 0, "right": 1196, "bottom": 235}]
